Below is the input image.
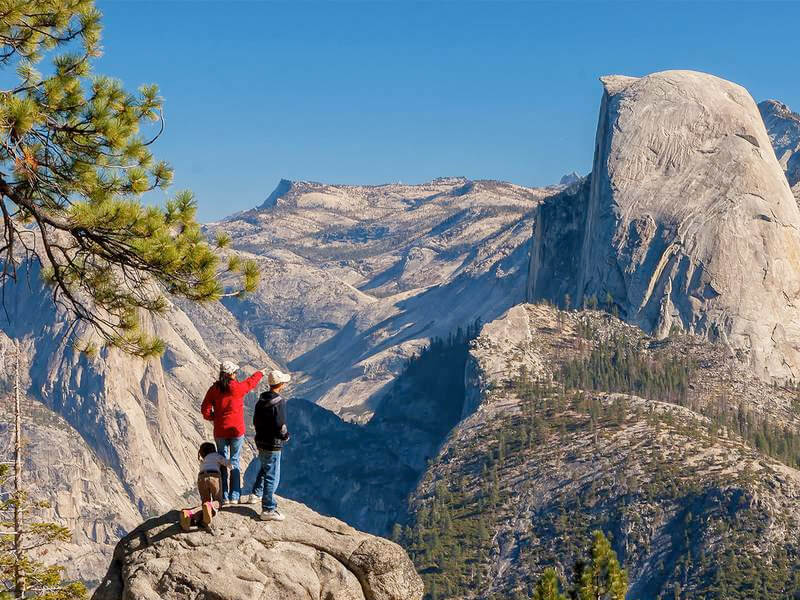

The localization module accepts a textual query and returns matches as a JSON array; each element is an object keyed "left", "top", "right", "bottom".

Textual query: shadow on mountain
[
  {"left": 288, "top": 227, "right": 532, "bottom": 415},
  {"left": 249, "top": 324, "right": 479, "bottom": 536}
]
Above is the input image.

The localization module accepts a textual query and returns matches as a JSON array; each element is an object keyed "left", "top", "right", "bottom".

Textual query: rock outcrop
[
  {"left": 529, "top": 70, "right": 800, "bottom": 381},
  {"left": 760, "top": 99, "right": 800, "bottom": 187},
  {"left": 558, "top": 171, "right": 581, "bottom": 186},
  {"left": 92, "top": 498, "right": 423, "bottom": 600}
]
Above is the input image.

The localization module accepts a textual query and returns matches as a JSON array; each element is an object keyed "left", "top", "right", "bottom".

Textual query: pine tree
[
  {"left": 0, "top": 341, "right": 87, "bottom": 599},
  {"left": 574, "top": 531, "right": 628, "bottom": 600},
  {"left": 533, "top": 568, "right": 568, "bottom": 600},
  {"left": 0, "top": 1, "right": 259, "bottom": 356}
]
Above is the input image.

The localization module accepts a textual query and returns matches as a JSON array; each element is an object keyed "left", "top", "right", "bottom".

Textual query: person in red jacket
[{"left": 201, "top": 360, "right": 265, "bottom": 504}]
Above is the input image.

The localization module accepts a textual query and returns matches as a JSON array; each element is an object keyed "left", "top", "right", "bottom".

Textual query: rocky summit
[
  {"left": 91, "top": 497, "right": 423, "bottom": 600},
  {"left": 760, "top": 99, "right": 800, "bottom": 188},
  {"left": 530, "top": 70, "right": 800, "bottom": 381}
]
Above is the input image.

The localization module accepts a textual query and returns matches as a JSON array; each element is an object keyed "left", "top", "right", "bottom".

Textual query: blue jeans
[
  {"left": 252, "top": 450, "right": 281, "bottom": 511},
  {"left": 215, "top": 436, "right": 244, "bottom": 502}
]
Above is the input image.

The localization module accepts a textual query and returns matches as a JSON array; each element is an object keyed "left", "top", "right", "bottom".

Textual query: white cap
[
  {"left": 220, "top": 361, "right": 239, "bottom": 375},
  {"left": 268, "top": 370, "right": 291, "bottom": 386}
]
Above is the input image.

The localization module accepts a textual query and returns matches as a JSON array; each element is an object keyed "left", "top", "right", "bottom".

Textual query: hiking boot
[
  {"left": 202, "top": 502, "right": 214, "bottom": 526},
  {"left": 259, "top": 509, "right": 285, "bottom": 522},
  {"left": 179, "top": 509, "right": 192, "bottom": 532}
]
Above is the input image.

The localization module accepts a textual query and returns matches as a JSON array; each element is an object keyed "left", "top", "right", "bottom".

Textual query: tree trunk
[{"left": 13, "top": 339, "right": 24, "bottom": 599}]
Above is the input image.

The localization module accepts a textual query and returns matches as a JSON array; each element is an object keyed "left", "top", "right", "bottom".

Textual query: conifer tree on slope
[
  {"left": 0, "top": 343, "right": 87, "bottom": 599},
  {"left": 532, "top": 568, "right": 568, "bottom": 600},
  {"left": 573, "top": 531, "right": 628, "bottom": 600},
  {"left": 531, "top": 531, "right": 627, "bottom": 600},
  {"left": 0, "top": 0, "right": 258, "bottom": 356},
  {"left": 0, "top": 457, "right": 87, "bottom": 600}
]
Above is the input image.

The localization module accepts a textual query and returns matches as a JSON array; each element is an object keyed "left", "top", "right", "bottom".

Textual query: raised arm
[{"left": 241, "top": 370, "right": 264, "bottom": 393}]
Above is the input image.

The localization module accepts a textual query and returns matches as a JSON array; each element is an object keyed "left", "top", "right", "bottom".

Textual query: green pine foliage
[
  {"left": 531, "top": 532, "right": 626, "bottom": 600},
  {"left": 401, "top": 474, "right": 499, "bottom": 599},
  {"left": 559, "top": 329, "right": 800, "bottom": 469},
  {"left": 0, "top": 1, "right": 259, "bottom": 356},
  {"left": 0, "top": 464, "right": 87, "bottom": 599},
  {"left": 532, "top": 569, "right": 567, "bottom": 600},
  {"left": 559, "top": 332, "right": 692, "bottom": 403},
  {"left": 703, "top": 396, "right": 800, "bottom": 468},
  {"left": 574, "top": 531, "right": 627, "bottom": 600}
]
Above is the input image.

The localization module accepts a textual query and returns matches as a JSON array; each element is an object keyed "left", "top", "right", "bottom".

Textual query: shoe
[
  {"left": 202, "top": 502, "right": 214, "bottom": 525},
  {"left": 239, "top": 494, "right": 260, "bottom": 504},
  {"left": 220, "top": 499, "right": 229, "bottom": 507},
  {"left": 179, "top": 509, "right": 192, "bottom": 532},
  {"left": 259, "top": 510, "right": 285, "bottom": 522}
]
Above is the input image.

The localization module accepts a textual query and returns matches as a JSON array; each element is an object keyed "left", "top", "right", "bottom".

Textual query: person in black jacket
[{"left": 251, "top": 369, "right": 292, "bottom": 521}]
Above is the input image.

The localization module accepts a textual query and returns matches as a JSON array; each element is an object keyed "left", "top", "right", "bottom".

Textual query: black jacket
[{"left": 253, "top": 391, "right": 289, "bottom": 451}]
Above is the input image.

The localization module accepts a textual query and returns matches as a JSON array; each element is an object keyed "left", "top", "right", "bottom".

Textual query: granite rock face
[
  {"left": 760, "top": 99, "right": 800, "bottom": 187},
  {"left": 526, "top": 177, "right": 590, "bottom": 307},
  {"left": 530, "top": 70, "right": 800, "bottom": 380},
  {"left": 91, "top": 498, "right": 423, "bottom": 600}
]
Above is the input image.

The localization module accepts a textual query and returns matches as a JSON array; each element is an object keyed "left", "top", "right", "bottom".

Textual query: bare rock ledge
[{"left": 91, "top": 498, "right": 423, "bottom": 600}]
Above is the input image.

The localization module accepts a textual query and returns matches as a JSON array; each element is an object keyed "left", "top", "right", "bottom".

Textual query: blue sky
[{"left": 96, "top": 1, "right": 800, "bottom": 222}]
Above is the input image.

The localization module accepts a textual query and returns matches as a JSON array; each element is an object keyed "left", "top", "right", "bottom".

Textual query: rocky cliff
[
  {"left": 529, "top": 70, "right": 800, "bottom": 381},
  {"left": 91, "top": 498, "right": 423, "bottom": 600},
  {"left": 1, "top": 176, "right": 546, "bottom": 584}
]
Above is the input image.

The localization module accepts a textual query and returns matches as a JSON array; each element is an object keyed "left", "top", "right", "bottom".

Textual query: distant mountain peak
[
  {"left": 759, "top": 98, "right": 797, "bottom": 117},
  {"left": 559, "top": 171, "right": 581, "bottom": 186},
  {"left": 260, "top": 178, "right": 294, "bottom": 209},
  {"left": 759, "top": 98, "right": 800, "bottom": 186}
]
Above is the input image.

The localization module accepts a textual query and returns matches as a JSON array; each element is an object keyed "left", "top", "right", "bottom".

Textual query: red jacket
[{"left": 201, "top": 371, "right": 263, "bottom": 439}]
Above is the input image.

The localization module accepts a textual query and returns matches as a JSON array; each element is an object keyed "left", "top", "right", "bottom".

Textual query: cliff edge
[{"left": 91, "top": 498, "right": 423, "bottom": 600}]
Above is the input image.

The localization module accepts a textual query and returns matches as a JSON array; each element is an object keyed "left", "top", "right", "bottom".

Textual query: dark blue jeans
[
  {"left": 252, "top": 450, "right": 281, "bottom": 511},
  {"left": 215, "top": 436, "right": 244, "bottom": 502}
]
